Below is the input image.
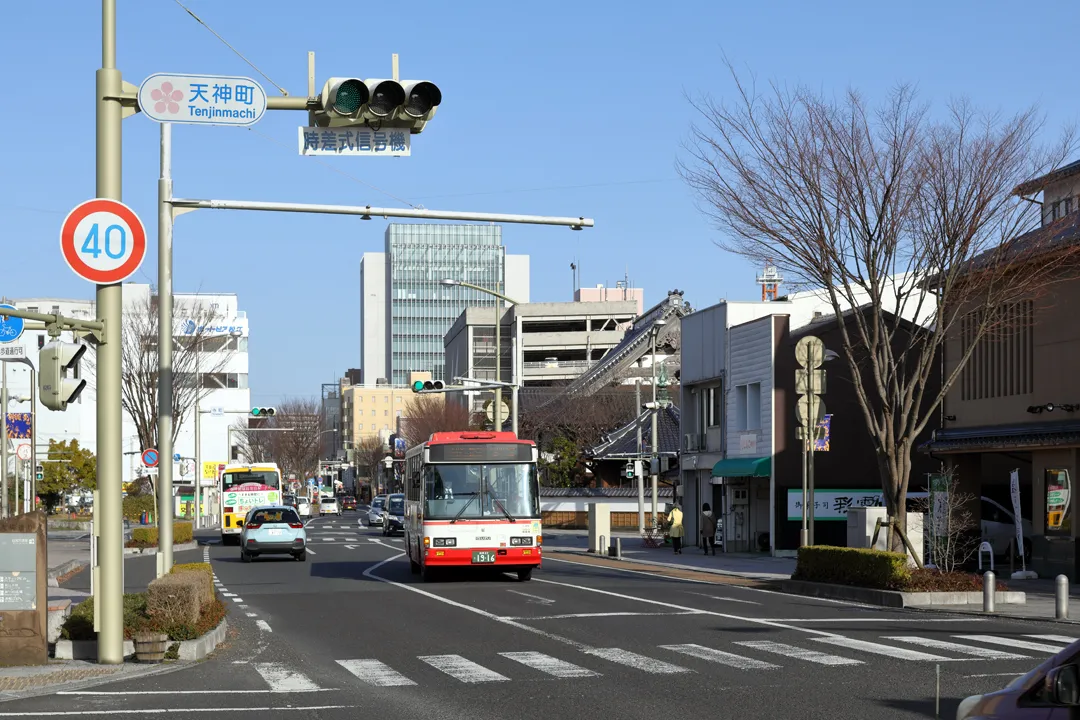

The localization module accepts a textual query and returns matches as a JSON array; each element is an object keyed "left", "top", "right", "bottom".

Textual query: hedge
[
  {"left": 131, "top": 522, "right": 193, "bottom": 546},
  {"left": 61, "top": 590, "right": 226, "bottom": 642},
  {"left": 148, "top": 573, "right": 201, "bottom": 629},
  {"left": 792, "top": 545, "right": 910, "bottom": 590},
  {"left": 171, "top": 562, "right": 214, "bottom": 606},
  {"left": 123, "top": 494, "right": 156, "bottom": 520}
]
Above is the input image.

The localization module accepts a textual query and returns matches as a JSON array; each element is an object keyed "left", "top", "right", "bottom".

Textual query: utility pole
[
  {"left": 1, "top": 364, "right": 7, "bottom": 519},
  {"left": 96, "top": 0, "right": 128, "bottom": 663},
  {"left": 650, "top": 328, "right": 659, "bottom": 523},
  {"left": 156, "top": 121, "right": 174, "bottom": 575},
  {"left": 636, "top": 378, "right": 644, "bottom": 533}
]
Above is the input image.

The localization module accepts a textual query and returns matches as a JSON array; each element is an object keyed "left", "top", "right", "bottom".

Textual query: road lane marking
[
  {"left": 966, "top": 673, "right": 1028, "bottom": 678},
  {"left": 500, "top": 651, "right": 599, "bottom": 678},
  {"left": 734, "top": 640, "right": 863, "bottom": 666},
  {"left": 954, "top": 635, "right": 1067, "bottom": 654},
  {"left": 337, "top": 659, "right": 417, "bottom": 687},
  {"left": 502, "top": 611, "right": 702, "bottom": 620},
  {"left": 885, "top": 636, "right": 1029, "bottom": 659},
  {"left": 813, "top": 637, "right": 950, "bottom": 661},
  {"left": 419, "top": 654, "right": 509, "bottom": 683},
  {"left": 769, "top": 618, "right": 985, "bottom": 623},
  {"left": 222, "top": 592, "right": 236, "bottom": 597},
  {"left": 0, "top": 706, "right": 355, "bottom": 714},
  {"left": 584, "top": 648, "right": 690, "bottom": 674},
  {"left": 239, "top": 605, "right": 249, "bottom": 609},
  {"left": 245, "top": 612, "right": 257, "bottom": 618},
  {"left": 345, "top": 545, "right": 358, "bottom": 550},
  {"left": 256, "top": 620, "right": 272, "bottom": 633},
  {"left": 305, "top": 548, "right": 316, "bottom": 555},
  {"left": 506, "top": 590, "right": 554, "bottom": 605},
  {"left": 254, "top": 663, "right": 320, "bottom": 691},
  {"left": 661, "top": 643, "right": 779, "bottom": 670},
  {"left": 1027, "top": 634, "right": 1078, "bottom": 644},
  {"left": 686, "top": 591, "right": 760, "bottom": 605},
  {"left": 231, "top": 598, "right": 243, "bottom": 603},
  {"left": 57, "top": 689, "right": 332, "bottom": 695}
]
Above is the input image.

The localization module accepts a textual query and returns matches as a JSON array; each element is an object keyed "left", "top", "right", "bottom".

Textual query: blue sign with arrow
[
  {"left": 174, "top": 453, "right": 181, "bottom": 462},
  {"left": 0, "top": 304, "right": 24, "bottom": 344}
]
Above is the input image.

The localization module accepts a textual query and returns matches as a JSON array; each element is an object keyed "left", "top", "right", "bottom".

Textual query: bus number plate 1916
[{"left": 471, "top": 551, "right": 496, "bottom": 564}]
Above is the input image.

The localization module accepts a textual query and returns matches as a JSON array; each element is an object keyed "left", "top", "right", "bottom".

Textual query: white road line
[
  {"left": 502, "top": 611, "right": 702, "bottom": 620},
  {"left": 336, "top": 659, "right": 417, "bottom": 687},
  {"left": 239, "top": 605, "right": 249, "bottom": 610},
  {"left": 1027, "top": 634, "right": 1079, "bottom": 644},
  {"left": 256, "top": 620, "right": 272, "bottom": 633},
  {"left": 222, "top": 593, "right": 236, "bottom": 597},
  {"left": 813, "top": 637, "right": 950, "bottom": 661},
  {"left": 506, "top": 590, "right": 554, "bottom": 605},
  {"left": 305, "top": 548, "right": 316, "bottom": 555},
  {"left": 254, "top": 663, "right": 320, "bottom": 691},
  {"left": 660, "top": 643, "right": 779, "bottom": 670},
  {"left": 686, "top": 592, "right": 760, "bottom": 605},
  {"left": 245, "top": 612, "right": 257, "bottom": 618},
  {"left": 955, "top": 635, "right": 1067, "bottom": 654},
  {"left": 584, "top": 648, "right": 691, "bottom": 674},
  {"left": 734, "top": 640, "right": 863, "bottom": 666},
  {"left": 419, "top": 654, "right": 509, "bottom": 683},
  {"left": 57, "top": 689, "right": 332, "bottom": 695},
  {"left": 0, "top": 706, "right": 354, "bottom": 714},
  {"left": 769, "top": 618, "right": 985, "bottom": 623},
  {"left": 231, "top": 598, "right": 243, "bottom": 603},
  {"left": 886, "top": 636, "right": 1029, "bottom": 660},
  {"left": 344, "top": 545, "right": 357, "bottom": 550},
  {"left": 965, "top": 673, "right": 1027, "bottom": 679},
  {"left": 500, "top": 651, "right": 599, "bottom": 678}
]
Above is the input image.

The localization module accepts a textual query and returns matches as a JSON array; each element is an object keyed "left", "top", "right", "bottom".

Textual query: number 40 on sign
[{"left": 60, "top": 199, "right": 147, "bottom": 284}]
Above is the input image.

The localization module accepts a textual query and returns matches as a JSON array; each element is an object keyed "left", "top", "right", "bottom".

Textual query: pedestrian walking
[
  {"left": 700, "top": 503, "right": 717, "bottom": 555},
  {"left": 668, "top": 503, "right": 685, "bottom": 554}
]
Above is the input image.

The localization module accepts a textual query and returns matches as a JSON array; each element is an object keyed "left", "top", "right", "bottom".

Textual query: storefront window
[{"left": 1046, "top": 469, "right": 1072, "bottom": 536}]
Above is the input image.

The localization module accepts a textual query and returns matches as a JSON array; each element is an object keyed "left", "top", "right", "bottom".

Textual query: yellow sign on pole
[{"left": 203, "top": 461, "right": 224, "bottom": 480}]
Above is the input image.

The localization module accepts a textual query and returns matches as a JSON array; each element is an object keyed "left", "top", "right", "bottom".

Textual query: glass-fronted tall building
[{"left": 360, "top": 224, "right": 529, "bottom": 386}]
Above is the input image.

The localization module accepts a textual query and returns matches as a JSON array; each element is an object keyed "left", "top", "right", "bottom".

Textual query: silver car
[
  {"left": 366, "top": 495, "right": 387, "bottom": 528},
  {"left": 240, "top": 505, "right": 307, "bottom": 562}
]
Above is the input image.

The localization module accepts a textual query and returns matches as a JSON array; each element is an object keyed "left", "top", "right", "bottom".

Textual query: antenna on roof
[{"left": 757, "top": 259, "right": 783, "bottom": 301}]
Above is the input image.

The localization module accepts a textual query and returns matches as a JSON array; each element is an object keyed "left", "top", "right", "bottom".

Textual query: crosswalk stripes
[
  {"left": 420, "top": 654, "right": 510, "bottom": 683},
  {"left": 1027, "top": 634, "right": 1078, "bottom": 644},
  {"left": 733, "top": 640, "right": 863, "bottom": 666},
  {"left": 241, "top": 633, "right": 1067, "bottom": 692},
  {"left": 499, "top": 651, "right": 600, "bottom": 678},
  {"left": 336, "top": 659, "right": 416, "bottom": 687},
  {"left": 953, "top": 635, "right": 1068, "bottom": 654},
  {"left": 884, "top": 636, "right": 1030, "bottom": 660}
]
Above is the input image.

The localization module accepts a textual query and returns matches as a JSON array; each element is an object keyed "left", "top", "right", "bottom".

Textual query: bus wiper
[
  {"left": 450, "top": 493, "right": 477, "bottom": 523},
  {"left": 483, "top": 479, "right": 515, "bottom": 522}
]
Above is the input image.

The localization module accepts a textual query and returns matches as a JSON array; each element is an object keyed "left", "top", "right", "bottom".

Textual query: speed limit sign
[{"left": 16, "top": 444, "right": 31, "bottom": 461}]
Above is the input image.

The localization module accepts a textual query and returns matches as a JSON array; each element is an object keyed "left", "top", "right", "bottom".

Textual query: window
[
  {"left": 396, "top": 397, "right": 402, "bottom": 404},
  {"left": 710, "top": 386, "right": 723, "bottom": 427},
  {"left": 385, "top": 396, "right": 389, "bottom": 403},
  {"left": 735, "top": 383, "right": 761, "bottom": 431},
  {"left": 371, "top": 424, "right": 376, "bottom": 431},
  {"left": 371, "top": 410, "right": 376, "bottom": 417},
  {"left": 396, "top": 410, "right": 402, "bottom": 417},
  {"left": 358, "top": 396, "right": 363, "bottom": 403},
  {"left": 384, "top": 410, "right": 389, "bottom": 416},
  {"left": 1067, "top": 198, "right": 1074, "bottom": 215}
]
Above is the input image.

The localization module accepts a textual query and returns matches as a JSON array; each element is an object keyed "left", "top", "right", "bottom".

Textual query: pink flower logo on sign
[{"left": 150, "top": 82, "right": 183, "bottom": 114}]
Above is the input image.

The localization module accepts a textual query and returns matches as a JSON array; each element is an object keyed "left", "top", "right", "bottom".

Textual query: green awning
[{"left": 711, "top": 456, "right": 771, "bottom": 478}]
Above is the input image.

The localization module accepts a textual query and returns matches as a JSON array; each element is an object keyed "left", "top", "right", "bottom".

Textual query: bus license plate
[{"left": 472, "top": 551, "right": 496, "bottom": 564}]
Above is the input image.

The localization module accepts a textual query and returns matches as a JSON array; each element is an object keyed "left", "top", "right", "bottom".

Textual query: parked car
[
  {"left": 980, "top": 496, "right": 1034, "bottom": 559},
  {"left": 366, "top": 495, "right": 387, "bottom": 527},
  {"left": 297, "top": 498, "right": 311, "bottom": 517},
  {"left": 240, "top": 505, "right": 307, "bottom": 562},
  {"left": 282, "top": 494, "right": 297, "bottom": 509},
  {"left": 341, "top": 496, "right": 357, "bottom": 511},
  {"left": 957, "top": 637, "right": 1080, "bottom": 718},
  {"left": 320, "top": 496, "right": 341, "bottom": 516},
  {"left": 382, "top": 493, "right": 405, "bottom": 536}
]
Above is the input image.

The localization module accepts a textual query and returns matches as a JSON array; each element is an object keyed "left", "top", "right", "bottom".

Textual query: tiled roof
[
  {"left": 1013, "top": 159, "right": 1080, "bottom": 196},
  {"left": 964, "top": 211, "right": 1080, "bottom": 273},
  {"left": 539, "top": 486, "right": 674, "bottom": 498},
  {"left": 584, "top": 405, "right": 682, "bottom": 459},
  {"left": 919, "top": 420, "right": 1080, "bottom": 453}
]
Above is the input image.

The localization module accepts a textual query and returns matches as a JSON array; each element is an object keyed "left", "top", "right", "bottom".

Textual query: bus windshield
[
  {"left": 222, "top": 470, "right": 280, "bottom": 492},
  {"left": 424, "top": 463, "right": 539, "bottom": 520}
]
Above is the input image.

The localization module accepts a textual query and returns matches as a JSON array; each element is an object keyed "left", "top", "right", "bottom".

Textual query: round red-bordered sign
[{"left": 60, "top": 199, "right": 147, "bottom": 284}]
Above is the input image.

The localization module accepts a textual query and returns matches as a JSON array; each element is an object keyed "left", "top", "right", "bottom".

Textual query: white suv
[{"left": 320, "top": 496, "right": 341, "bottom": 516}]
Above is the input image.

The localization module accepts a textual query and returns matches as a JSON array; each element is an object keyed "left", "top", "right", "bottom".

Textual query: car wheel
[
  {"left": 296, "top": 551, "right": 307, "bottom": 562},
  {"left": 241, "top": 548, "right": 250, "bottom": 563},
  {"left": 422, "top": 562, "right": 435, "bottom": 583},
  {"left": 517, "top": 567, "right": 533, "bottom": 582},
  {"left": 409, "top": 550, "right": 421, "bottom": 574}
]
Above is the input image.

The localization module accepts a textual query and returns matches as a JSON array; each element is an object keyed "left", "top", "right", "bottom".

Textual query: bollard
[
  {"left": 598, "top": 534, "right": 605, "bottom": 555},
  {"left": 983, "top": 571, "right": 996, "bottom": 613},
  {"left": 1057, "top": 575, "right": 1070, "bottom": 620},
  {"left": 615, "top": 537, "right": 622, "bottom": 559}
]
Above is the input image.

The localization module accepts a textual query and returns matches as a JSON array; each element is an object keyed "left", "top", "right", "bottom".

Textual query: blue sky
[{"left": 2, "top": 1, "right": 1075, "bottom": 402}]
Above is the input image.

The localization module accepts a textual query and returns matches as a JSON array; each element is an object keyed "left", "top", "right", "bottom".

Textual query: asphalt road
[{"left": 6, "top": 511, "right": 1078, "bottom": 719}]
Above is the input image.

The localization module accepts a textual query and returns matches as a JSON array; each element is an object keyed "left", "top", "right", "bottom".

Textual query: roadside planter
[{"left": 133, "top": 631, "right": 169, "bottom": 663}]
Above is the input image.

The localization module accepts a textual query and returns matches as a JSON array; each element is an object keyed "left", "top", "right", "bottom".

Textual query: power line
[{"left": 412, "top": 177, "right": 676, "bottom": 201}]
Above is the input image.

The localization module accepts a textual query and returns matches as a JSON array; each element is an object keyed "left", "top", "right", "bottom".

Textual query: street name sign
[
  {"left": 299, "top": 127, "right": 411, "bottom": 157},
  {"left": 60, "top": 199, "right": 147, "bottom": 284},
  {"left": 141, "top": 448, "right": 159, "bottom": 468},
  {"left": 138, "top": 73, "right": 267, "bottom": 126},
  {"left": 0, "top": 303, "right": 24, "bottom": 344}
]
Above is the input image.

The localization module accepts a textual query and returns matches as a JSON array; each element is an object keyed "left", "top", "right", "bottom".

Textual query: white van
[{"left": 297, "top": 497, "right": 312, "bottom": 518}]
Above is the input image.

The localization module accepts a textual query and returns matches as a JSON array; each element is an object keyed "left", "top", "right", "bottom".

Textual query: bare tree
[
  {"left": 86, "top": 292, "right": 237, "bottom": 453},
  {"left": 923, "top": 474, "right": 979, "bottom": 573},
  {"left": 230, "top": 398, "right": 321, "bottom": 480},
  {"left": 354, "top": 435, "right": 386, "bottom": 484},
  {"left": 519, "top": 386, "right": 639, "bottom": 450},
  {"left": 398, "top": 396, "right": 474, "bottom": 446},
  {"left": 681, "top": 66, "right": 1078, "bottom": 550}
]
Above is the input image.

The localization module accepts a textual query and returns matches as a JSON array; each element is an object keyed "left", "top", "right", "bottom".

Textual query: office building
[{"left": 360, "top": 224, "right": 529, "bottom": 386}]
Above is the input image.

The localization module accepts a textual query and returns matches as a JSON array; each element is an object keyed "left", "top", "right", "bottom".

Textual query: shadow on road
[{"left": 874, "top": 696, "right": 961, "bottom": 717}]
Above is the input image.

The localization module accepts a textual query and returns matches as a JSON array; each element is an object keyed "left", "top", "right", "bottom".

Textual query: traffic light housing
[
  {"left": 411, "top": 380, "right": 445, "bottom": 393},
  {"left": 35, "top": 465, "right": 43, "bottom": 481},
  {"left": 39, "top": 341, "right": 86, "bottom": 411},
  {"left": 251, "top": 407, "right": 276, "bottom": 417},
  {"left": 311, "top": 77, "right": 442, "bottom": 133}
]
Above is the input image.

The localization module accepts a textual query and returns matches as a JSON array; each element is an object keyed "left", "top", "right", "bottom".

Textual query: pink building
[{"left": 575, "top": 284, "right": 644, "bottom": 316}]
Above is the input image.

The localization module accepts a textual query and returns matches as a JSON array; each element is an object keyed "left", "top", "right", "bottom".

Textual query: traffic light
[
  {"left": 251, "top": 407, "right": 276, "bottom": 417},
  {"left": 39, "top": 342, "right": 86, "bottom": 411},
  {"left": 411, "top": 380, "right": 445, "bottom": 393},
  {"left": 311, "top": 77, "right": 442, "bottom": 133},
  {"left": 35, "top": 465, "right": 43, "bottom": 481}
]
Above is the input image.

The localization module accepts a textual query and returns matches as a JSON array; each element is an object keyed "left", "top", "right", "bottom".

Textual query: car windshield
[
  {"left": 323, "top": 498, "right": 336, "bottom": 504},
  {"left": 251, "top": 508, "right": 299, "bottom": 524},
  {"left": 424, "top": 463, "right": 539, "bottom": 520},
  {"left": 388, "top": 497, "right": 404, "bottom": 514},
  {"left": 373, "top": 498, "right": 385, "bottom": 509},
  {"left": 223, "top": 470, "right": 280, "bottom": 491}
]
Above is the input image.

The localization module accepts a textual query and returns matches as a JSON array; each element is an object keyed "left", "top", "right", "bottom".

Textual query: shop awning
[{"left": 711, "top": 456, "right": 771, "bottom": 478}]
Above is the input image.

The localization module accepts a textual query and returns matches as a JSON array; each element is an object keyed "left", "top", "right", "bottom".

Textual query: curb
[
  {"left": 54, "top": 617, "right": 228, "bottom": 662},
  {"left": 54, "top": 640, "right": 135, "bottom": 661},
  {"left": 780, "top": 579, "right": 1027, "bottom": 608},
  {"left": 546, "top": 547, "right": 790, "bottom": 582},
  {"left": 47, "top": 560, "right": 88, "bottom": 588},
  {"left": 905, "top": 604, "right": 1080, "bottom": 625},
  {"left": 0, "top": 659, "right": 191, "bottom": 703},
  {"left": 178, "top": 617, "right": 228, "bottom": 661},
  {"left": 123, "top": 541, "right": 199, "bottom": 556}
]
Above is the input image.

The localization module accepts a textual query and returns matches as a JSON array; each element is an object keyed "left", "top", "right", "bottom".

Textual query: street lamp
[
  {"left": 441, "top": 279, "right": 522, "bottom": 434},
  {"left": 382, "top": 455, "right": 394, "bottom": 495}
]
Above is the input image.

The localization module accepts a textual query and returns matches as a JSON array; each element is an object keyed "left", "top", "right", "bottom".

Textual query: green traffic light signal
[
  {"left": 412, "top": 381, "right": 424, "bottom": 392},
  {"left": 251, "top": 407, "right": 276, "bottom": 417}
]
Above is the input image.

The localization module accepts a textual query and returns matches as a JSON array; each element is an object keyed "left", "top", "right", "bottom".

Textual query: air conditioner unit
[{"left": 684, "top": 434, "right": 700, "bottom": 451}]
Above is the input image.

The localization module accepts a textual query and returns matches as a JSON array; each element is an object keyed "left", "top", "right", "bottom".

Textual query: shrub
[
  {"left": 130, "top": 522, "right": 194, "bottom": 547},
  {"left": 147, "top": 574, "right": 201, "bottom": 630},
  {"left": 171, "top": 562, "right": 214, "bottom": 606},
  {"left": 123, "top": 494, "right": 156, "bottom": 521},
  {"left": 61, "top": 593, "right": 149, "bottom": 641},
  {"left": 793, "top": 545, "right": 911, "bottom": 590},
  {"left": 902, "top": 568, "right": 1008, "bottom": 592}
]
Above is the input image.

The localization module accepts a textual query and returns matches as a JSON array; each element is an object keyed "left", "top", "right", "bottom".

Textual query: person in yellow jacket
[{"left": 667, "top": 503, "right": 685, "bottom": 555}]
